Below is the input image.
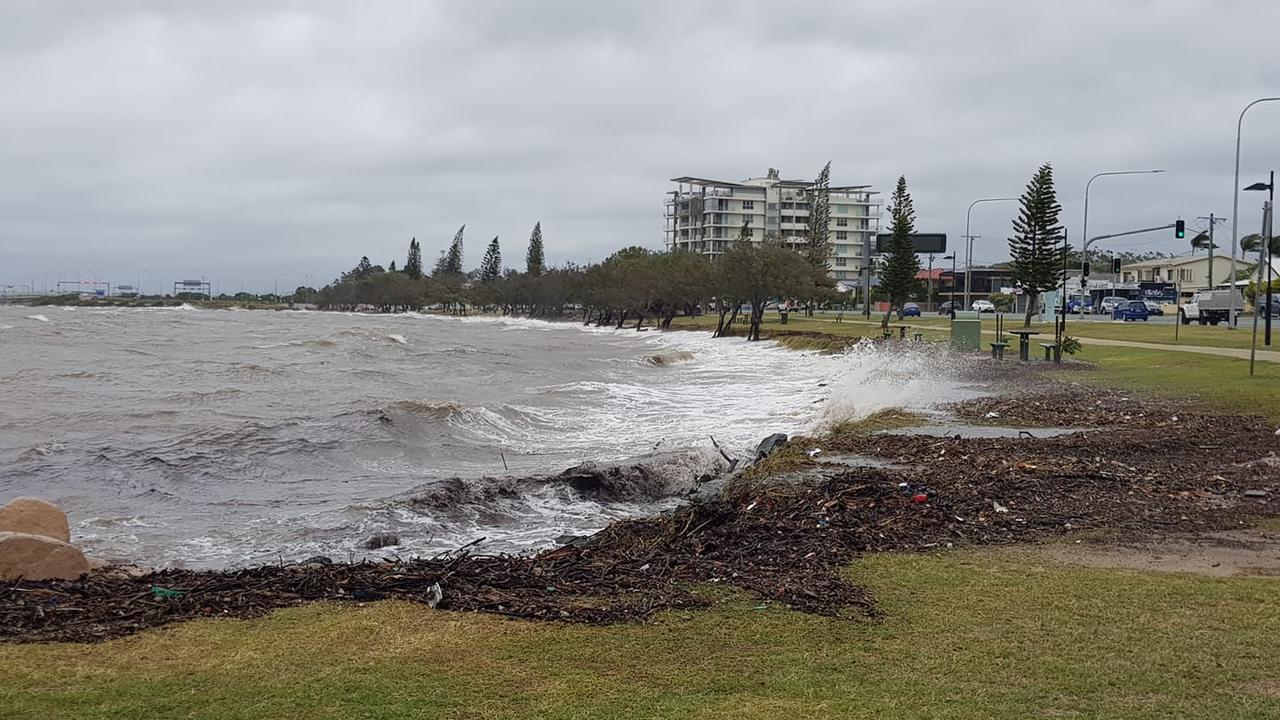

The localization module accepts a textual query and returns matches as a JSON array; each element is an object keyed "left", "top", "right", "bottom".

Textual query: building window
[
  {"left": 835, "top": 257, "right": 847, "bottom": 267},
  {"left": 835, "top": 244, "right": 850, "bottom": 254},
  {"left": 834, "top": 271, "right": 848, "bottom": 279},
  {"left": 836, "top": 205, "right": 849, "bottom": 214},
  {"left": 742, "top": 201, "right": 754, "bottom": 210},
  {"left": 836, "top": 231, "right": 848, "bottom": 240},
  {"left": 836, "top": 218, "right": 848, "bottom": 227},
  {"left": 743, "top": 215, "right": 753, "bottom": 225}
]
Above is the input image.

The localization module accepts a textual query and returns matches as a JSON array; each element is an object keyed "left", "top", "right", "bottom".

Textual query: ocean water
[{"left": 0, "top": 306, "right": 969, "bottom": 568}]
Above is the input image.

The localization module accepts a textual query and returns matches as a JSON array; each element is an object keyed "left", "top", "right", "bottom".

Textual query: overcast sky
[{"left": 3, "top": 1, "right": 1279, "bottom": 294}]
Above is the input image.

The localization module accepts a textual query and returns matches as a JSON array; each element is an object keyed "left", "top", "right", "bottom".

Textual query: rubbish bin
[{"left": 951, "top": 310, "right": 982, "bottom": 351}]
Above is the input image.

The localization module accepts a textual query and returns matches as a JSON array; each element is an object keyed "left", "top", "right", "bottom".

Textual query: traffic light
[
  {"left": 1175, "top": 219, "right": 1185, "bottom": 239},
  {"left": 1111, "top": 257, "right": 1122, "bottom": 274},
  {"left": 1082, "top": 262, "right": 1090, "bottom": 278}
]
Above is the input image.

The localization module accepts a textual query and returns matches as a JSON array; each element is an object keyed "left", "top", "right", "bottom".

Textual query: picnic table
[
  {"left": 1006, "top": 328, "right": 1040, "bottom": 361},
  {"left": 891, "top": 324, "right": 912, "bottom": 340}
]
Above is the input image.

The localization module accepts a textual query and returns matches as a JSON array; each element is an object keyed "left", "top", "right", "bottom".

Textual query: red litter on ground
[{"left": 912, "top": 493, "right": 928, "bottom": 504}]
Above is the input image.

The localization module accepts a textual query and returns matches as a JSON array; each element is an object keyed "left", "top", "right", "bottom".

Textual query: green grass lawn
[
  {"left": 677, "top": 310, "right": 1280, "bottom": 351},
  {"left": 1057, "top": 345, "right": 1280, "bottom": 418},
  {"left": 4, "top": 550, "right": 1278, "bottom": 719}
]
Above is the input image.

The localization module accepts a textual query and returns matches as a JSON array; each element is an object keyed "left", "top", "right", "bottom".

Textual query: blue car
[
  {"left": 900, "top": 302, "right": 921, "bottom": 318},
  {"left": 1112, "top": 300, "right": 1150, "bottom": 322},
  {"left": 1067, "top": 298, "right": 1093, "bottom": 314}
]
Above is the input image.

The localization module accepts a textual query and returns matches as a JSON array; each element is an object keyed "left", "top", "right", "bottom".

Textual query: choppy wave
[{"left": 0, "top": 305, "right": 974, "bottom": 569}]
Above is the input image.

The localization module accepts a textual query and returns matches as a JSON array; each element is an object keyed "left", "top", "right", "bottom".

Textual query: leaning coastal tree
[
  {"left": 878, "top": 175, "right": 921, "bottom": 325},
  {"left": 1008, "top": 163, "right": 1066, "bottom": 326}
]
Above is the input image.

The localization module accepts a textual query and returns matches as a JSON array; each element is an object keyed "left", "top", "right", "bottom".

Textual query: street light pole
[
  {"left": 1230, "top": 97, "right": 1280, "bottom": 328},
  {"left": 1249, "top": 199, "right": 1272, "bottom": 376},
  {"left": 964, "top": 197, "right": 1017, "bottom": 310},
  {"left": 1081, "top": 169, "right": 1165, "bottom": 308},
  {"left": 1244, "top": 172, "right": 1276, "bottom": 345}
]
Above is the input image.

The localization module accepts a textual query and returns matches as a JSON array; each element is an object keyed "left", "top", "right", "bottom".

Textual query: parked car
[
  {"left": 971, "top": 299, "right": 996, "bottom": 313},
  {"left": 1067, "top": 298, "right": 1094, "bottom": 314},
  {"left": 1255, "top": 296, "right": 1280, "bottom": 317},
  {"left": 1112, "top": 300, "right": 1150, "bottom": 322},
  {"left": 1142, "top": 300, "right": 1165, "bottom": 316},
  {"left": 899, "top": 302, "right": 921, "bottom": 318},
  {"left": 1098, "top": 296, "right": 1126, "bottom": 315},
  {"left": 937, "top": 300, "right": 954, "bottom": 316},
  {"left": 1180, "top": 289, "right": 1244, "bottom": 325}
]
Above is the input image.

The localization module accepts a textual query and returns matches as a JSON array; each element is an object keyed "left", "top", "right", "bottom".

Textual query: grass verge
[
  {"left": 3, "top": 550, "right": 1278, "bottom": 719},
  {"left": 1057, "top": 345, "right": 1280, "bottom": 419}
]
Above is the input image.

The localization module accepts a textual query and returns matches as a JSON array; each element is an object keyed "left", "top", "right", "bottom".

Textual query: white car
[{"left": 971, "top": 299, "right": 996, "bottom": 313}]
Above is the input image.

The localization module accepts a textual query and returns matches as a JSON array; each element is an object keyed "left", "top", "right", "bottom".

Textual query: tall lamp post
[
  {"left": 963, "top": 197, "right": 1017, "bottom": 310},
  {"left": 1245, "top": 172, "right": 1275, "bottom": 346},
  {"left": 1230, "top": 98, "right": 1280, "bottom": 326},
  {"left": 1081, "top": 170, "right": 1165, "bottom": 305}
]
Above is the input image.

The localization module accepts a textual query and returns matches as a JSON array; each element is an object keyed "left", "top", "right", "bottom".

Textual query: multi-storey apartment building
[{"left": 663, "top": 168, "right": 881, "bottom": 284}]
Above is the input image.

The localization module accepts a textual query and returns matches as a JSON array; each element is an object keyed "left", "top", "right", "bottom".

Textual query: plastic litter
[
  {"left": 425, "top": 582, "right": 443, "bottom": 609},
  {"left": 1244, "top": 489, "right": 1269, "bottom": 498},
  {"left": 984, "top": 411, "right": 1000, "bottom": 418},
  {"left": 993, "top": 501, "right": 1009, "bottom": 513},
  {"left": 911, "top": 493, "right": 928, "bottom": 504},
  {"left": 150, "top": 586, "right": 184, "bottom": 599},
  {"left": 807, "top": 448, "right": 822, "bottom": 458}
]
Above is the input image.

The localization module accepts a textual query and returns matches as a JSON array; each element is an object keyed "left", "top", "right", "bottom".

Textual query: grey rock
[
  {"left": 363, "top": 533, "right": 400, "bottom": 550},
  {"left": 755, "top": 433, "right": 789, "bottom": 460}
]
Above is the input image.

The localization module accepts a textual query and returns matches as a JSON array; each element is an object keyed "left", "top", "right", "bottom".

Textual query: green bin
[{"left": 950, "top": 310, "right": 982, "bottom": 351}]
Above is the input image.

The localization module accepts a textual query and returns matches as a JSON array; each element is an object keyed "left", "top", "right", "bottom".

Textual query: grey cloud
[{"left": 2, "top": 1, "right": 1279, "bottom": 291}]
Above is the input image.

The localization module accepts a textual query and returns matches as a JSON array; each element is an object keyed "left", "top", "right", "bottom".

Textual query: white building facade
[{"left": 664, "top": 169, "right": 881, "bottom": 284}]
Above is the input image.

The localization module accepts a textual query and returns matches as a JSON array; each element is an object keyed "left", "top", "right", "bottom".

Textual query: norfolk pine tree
[
  {"left": 434, "top": 225, "right": 466, "bottom": 276},
  {"left": 1008, "top": 163, "right": 1066, "bottom": 326},
  {"left": 878, "top": 176, "right": 921, "bottom": 324},
  {"left": 404, "top": 238, "right": 423, "bottom": 279},
  {"left": 526, "top": 222, "right": 545, "bottom": 276},
  {"left": 480, "top": 236, "right": 502, "bottom": 283}
]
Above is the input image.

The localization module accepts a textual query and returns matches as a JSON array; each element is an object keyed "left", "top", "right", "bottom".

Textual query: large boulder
[
  {"left": 0, "top": 497, "right": 70, "bottom": 542},
  {"left": 0, "top": 531, "right": 90, "bottom": 581}
]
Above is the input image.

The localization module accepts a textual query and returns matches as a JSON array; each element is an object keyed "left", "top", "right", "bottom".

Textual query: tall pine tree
[
  {"left": 804, "top": 162, "right": 832, "bottom": 270},
  {"left": 434, "top": 225, "right": 466, "bottom": 276},
  {"left": 480, "top": 236, "right": 502, "bottom": 282},
  {"left": 878, "top": 176, "right": 921, "bottom": 321},
  {"left": 1008, "top": 163, "right": 1066, "bottom": 326},
  {"left": 526, "top": 222, "right": 545, "bottom": 276},
  {"left": 404, "top": 238, "right": 423, "bottom": 279}
]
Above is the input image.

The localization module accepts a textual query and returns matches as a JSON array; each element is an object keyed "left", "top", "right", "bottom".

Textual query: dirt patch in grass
[
  {"left": 4, "top": 387, "right": 1279, "bottom": 644},
  {"left": 1025, "top": 526, "right": 1280, "bottom": 578}
]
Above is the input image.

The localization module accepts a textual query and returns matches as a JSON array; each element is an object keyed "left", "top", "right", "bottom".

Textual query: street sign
[{"left": 874, "top": 233, "right": 947, "bottom": 254}]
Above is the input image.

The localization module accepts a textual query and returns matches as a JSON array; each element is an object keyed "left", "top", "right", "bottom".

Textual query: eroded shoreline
[{"left": 4, "top": 377, "right": 1279, "bottom": 644}]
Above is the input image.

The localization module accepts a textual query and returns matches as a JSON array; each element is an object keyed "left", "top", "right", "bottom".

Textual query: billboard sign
[
  {"left": 875, "top": 233, "right": 947, "bottom": 254},
  {"left": 1138, "top": 282, "right": 1176, "bottom": 303}
]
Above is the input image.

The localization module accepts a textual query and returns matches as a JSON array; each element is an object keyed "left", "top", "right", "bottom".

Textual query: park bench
[
  {"left": 1039, "top": 342, "right": 1059, "bottom": 361},
  {"left": 989, "top": 341, "right": 1009, "bottom": 360},
  {"left": 912, "top": 333, "right": 923, "bottom": 342}
]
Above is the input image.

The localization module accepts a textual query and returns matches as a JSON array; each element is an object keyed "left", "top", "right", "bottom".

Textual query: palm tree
[{"left": 1190, "top": 232, "right": 1216, "bottom": 254}]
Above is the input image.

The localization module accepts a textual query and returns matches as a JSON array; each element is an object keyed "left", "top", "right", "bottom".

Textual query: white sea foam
[
  {"left": 387, "top": 333, "right": 407, "bottom": 345},
  {"left": 25, "top": 314, "right": 49, "bottom": 322}
]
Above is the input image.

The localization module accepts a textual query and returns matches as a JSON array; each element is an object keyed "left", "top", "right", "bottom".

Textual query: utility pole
[{"left": 1196, "top": 213, "right": 1228, "bottom": 291}]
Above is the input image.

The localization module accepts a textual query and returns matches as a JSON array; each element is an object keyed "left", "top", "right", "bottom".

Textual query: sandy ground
[{"left": 1028, "top": 525, "right": 1280, "bottom": 578}]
